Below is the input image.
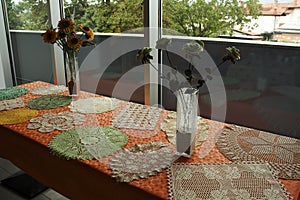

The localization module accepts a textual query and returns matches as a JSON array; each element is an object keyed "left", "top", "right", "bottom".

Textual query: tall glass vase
[
  {"left": 176, "top": 87, "right": 199, "bottom": 157},
  {"left": 64, "top": 50, "right": 80, "bottom": 96}
]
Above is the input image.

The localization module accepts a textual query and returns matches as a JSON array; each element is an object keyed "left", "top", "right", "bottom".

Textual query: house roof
[{"left": 262, "top": 1, "right": 300, "bottom": 16}]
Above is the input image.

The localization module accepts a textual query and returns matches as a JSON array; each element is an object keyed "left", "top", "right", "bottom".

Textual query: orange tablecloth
[{"left": 0, "top": 81, "right": 299, "bottom": 200}]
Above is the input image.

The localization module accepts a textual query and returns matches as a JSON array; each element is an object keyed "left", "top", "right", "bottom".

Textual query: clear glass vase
[
  {"left": 64, "top": 50, "right": 80, "bottom": 96},
  {"left": 175, "top": 87, "right": 199, "bottom": 157}
]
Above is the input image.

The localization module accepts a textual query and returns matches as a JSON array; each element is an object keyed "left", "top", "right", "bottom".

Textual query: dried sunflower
[
  {"left": 41, "top": 29, "right": 57, "bottom": 44},
  {"left": 79, "top": 25, "right": 94, "bottom": 41},
  {"left": 67, "top": 36, "right": 83, "bottom": 51},
  {"left": 58, "top": 18, "right": 75, "bottom": 33}
]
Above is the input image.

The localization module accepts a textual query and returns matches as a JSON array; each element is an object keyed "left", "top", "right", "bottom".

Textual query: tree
[
  {"left": 92, "top": 0, "right": 143, "bottom": 33},
  {"left": 5, "top": 0, "right": 23, "bottom": 30},
  {"left": 163, "top": 0, "right": 262, "bottom": 37}
]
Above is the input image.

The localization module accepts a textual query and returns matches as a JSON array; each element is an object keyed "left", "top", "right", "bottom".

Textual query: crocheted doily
[
  {"left": 31, "top": 85, "right": 67, "bottom": 95},
  {"left": 217, "top": 125, "right": 300, "bottom": 179},
  {"left": 69, "top": 97, "right": 119, "bottom": 114},
  {"left": 48, "top": 126, "right": 128, "bottom": 160},
  {"left": 0, "top": 108, "right": 38, "bottom": 125},
  {"left": 0, "top": 87, "right": 28, "bottom": 100},
  {"left": 27, "top": 95, "right": 72, "bottom": 110},
  {"left": 27, "top": 112, "right": 85, "bottom": 133},
  {"left": 110, "top": 142, "right": 174, "bottom": 182},
  {"left": 161, "top": 111, "right": 208, "bottom": 146},
  {"left": 0, "top": 98, "right": 25, "bottom": 111},
  {"left": 167, "top": 162, "right": 292, "bottom": 200},
  {"left": 112, "top": 102, "right": 162, "bottom": 130}
]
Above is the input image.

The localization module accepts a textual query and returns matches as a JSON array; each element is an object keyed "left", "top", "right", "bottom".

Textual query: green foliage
[
  {"left": 6, "top": 0, "right": 48, "bottom": 30},
  {"left": 163, "top": 0, "right": 262, "bottom": 37},
  {"left": 6, "top": 0, "right": 261, "bottom": 37}
]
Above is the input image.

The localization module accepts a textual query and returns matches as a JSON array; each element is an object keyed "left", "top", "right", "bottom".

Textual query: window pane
[
  {"left": 6, "top": 0, "right": 53, "bottom": 85},
  {"left": 64, "top": 0, "right": 143, "bottom": 33},
  {"left": 63, "top": 1, "right": 146, "bottom": 103},
  {"left": 161, "top": 0, "right": 300, "bottom": 139},
  {"left": 7, "top": 0, "right": 48, "bottom": 31}
]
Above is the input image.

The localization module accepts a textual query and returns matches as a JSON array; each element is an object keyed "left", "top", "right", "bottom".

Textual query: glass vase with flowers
[
  {"left": 42, "top": 18, "right": 94, "bottom": 96},
  {"left": 137, "top": 39, "right": 240, "bottom": 157}
]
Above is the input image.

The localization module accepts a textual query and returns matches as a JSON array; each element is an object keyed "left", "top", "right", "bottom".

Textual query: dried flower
[
  {"left": 41, "top": 28, "right": 57, "bottom": 44},
  {"left": 58, "top": 18, "right": 75, "bottom": 33},
  {"left": 41, "top": 18, "right": 94, "bottom": 53},
  {"left": 137, "top": 48, "right": 153, "bottom": 64},
  {"left": 67, "top": 36, "right": 83, "bottom": 51},
  {"left": 137, "top": 38, "right": 240, "bottom": 90}
]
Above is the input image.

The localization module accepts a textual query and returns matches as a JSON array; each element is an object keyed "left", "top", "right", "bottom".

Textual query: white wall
[{"left": 0, "top": 55, "right": 6, "bottom": 89}]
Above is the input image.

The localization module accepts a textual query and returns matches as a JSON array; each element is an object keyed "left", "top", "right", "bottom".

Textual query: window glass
[
  {"left": 6, "top": 0, "right": 48, "bottom": 31},
  {"left": 161, "top": 0, "right": 300, "bottom": 139},
  {"left": 64, "top": 0, "right": 143, "bottom": 33}
]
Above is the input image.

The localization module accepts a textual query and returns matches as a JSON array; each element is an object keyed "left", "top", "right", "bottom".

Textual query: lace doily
[
  {"left": 69, "top": 97, "right": 119, "bottom": 114},
  {"left": 167, "top": 162, "right": 292, "bottom": 200},
  {"left": 48, "top": 126, "right": 128, "bottom": 160},
  {"left": 31, "top": 85, "right": 67, "bottom": 95},
  {"left": 217, "top": 125, "right": 300, "bottom": 179},
  {"left": 112, "top": 102, "right": 162, "bottom": 130},
  {"left": 0, "top": 98, "right": 25, "bottom": 111},
  {"left": 161, "top": 111, "right": 208, "bottom": 145},
  {"left": 110, "top": 142, "right": 174, "bottom": 182},
  {"left": 27, "top": 95, "right": 72, "bottom": 110},
  {"left": 27, "top": 112, "right": 85, "bottom": 133},
  {"left": 0, "top": 108, "right": 38, "bottom": 125},
  {"left": 0, "top": 87, "right": 28, "bottom": 100}
]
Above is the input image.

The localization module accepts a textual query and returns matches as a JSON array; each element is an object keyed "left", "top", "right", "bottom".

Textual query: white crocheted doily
[
  {"left": 27, "top": 111, "right": 85, "bottom": 132},
  {"left": 112, "top": 102, "right": 162, "bottom": 130},
  {"left": 0, "top": 98, "right": 25, "bottom": 111},
  {"left": 31, "top": 85, "right": 67, "bottom": 95},
  {"left": 69, "top": 97, "right": 119, "bottom": 114}
]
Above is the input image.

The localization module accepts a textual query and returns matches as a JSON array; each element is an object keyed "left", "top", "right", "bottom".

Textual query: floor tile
[
  {"left": 0, "top": 159, "right": 21, "bottom": 175},
  {"left": 0, "top": 184, "right": 26, "bottom": 200},
  {"left": 0, "top": 167, "right": 10, "bottom": 181},
  {"left": 42, "top": 189, "right": 69, "bottom": 200}
]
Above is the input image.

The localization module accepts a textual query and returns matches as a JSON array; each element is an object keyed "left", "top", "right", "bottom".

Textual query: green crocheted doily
[
  {"left": 48, "top": 126, "right": 128, "bottom": 160},
  {"left": 0, "top": 87, "right": 28, "bottom": 100},
  {"left": 27, "top": 95, "right": 72, "bottom": 110}
]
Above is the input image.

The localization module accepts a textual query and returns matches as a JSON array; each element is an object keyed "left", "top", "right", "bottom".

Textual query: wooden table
[{"left": 0, "top": 81, "right": 299, "bottom": 200}]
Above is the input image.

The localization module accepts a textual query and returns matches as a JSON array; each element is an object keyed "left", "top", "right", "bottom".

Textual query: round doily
[
  {"left": 69, "top": 97, "right": 119, "bottom": 114},
  {"left": 49, "top": 126, "right": 128, "bottom": 160},
  {"left": 0, "top": 87, "right": 28, "bottom": 100},
  {"left": 110, "top": 142, "right": 174, "bottom": 182},
  {"left": 0, "top": 108, "right": 38, "bottom": 125},
  {"left": 27, "top": 95, "right": 72, "bottom": 110},
  {"left": 27, "top": 111, "right": 85, "bottom": 133},
  {"left": 161, "top": 111, "right": 208, "bottom": 146},
  {"left": 0, "top": 98, "right": 25, "bottom": 111},
  {"left": 31, "top": 85, "right": 67, "bottom": 95},
  {"left": 217, "top": 125, "right": 300, "bottom": 179}
]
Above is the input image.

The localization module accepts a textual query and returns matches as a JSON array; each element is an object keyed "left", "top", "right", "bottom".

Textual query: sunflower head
[
  {"left": 41, "top": 28, "right": 57, "bottom": 44},
  {"left": 79, "top": 25, "right": 94, "bottom": 41},
  {"left": 67, "top": 36, "right": 83, "bottom": 51},
  {"left": 58, "top": 18, "right": 75, "bottom": 33}
]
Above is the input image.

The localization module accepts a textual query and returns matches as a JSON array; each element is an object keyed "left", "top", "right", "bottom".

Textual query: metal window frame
[{"left": 0, "top": 0, "right": 17, "bottom": 88}]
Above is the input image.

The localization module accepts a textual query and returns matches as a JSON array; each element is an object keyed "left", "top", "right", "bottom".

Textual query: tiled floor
[{"left": 0, "top": 158, "right": 69, "bottom": 200}]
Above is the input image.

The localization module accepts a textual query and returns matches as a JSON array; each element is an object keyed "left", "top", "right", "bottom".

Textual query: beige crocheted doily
[
  {"left": 167, "top": 162, "right": 292, "bottom": 200},
  {"left": 217, "top": 125, "right": 300, "bottom": 179},
  {"left": 161, "top": 111, "right": 208, "bottom": 146}
]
